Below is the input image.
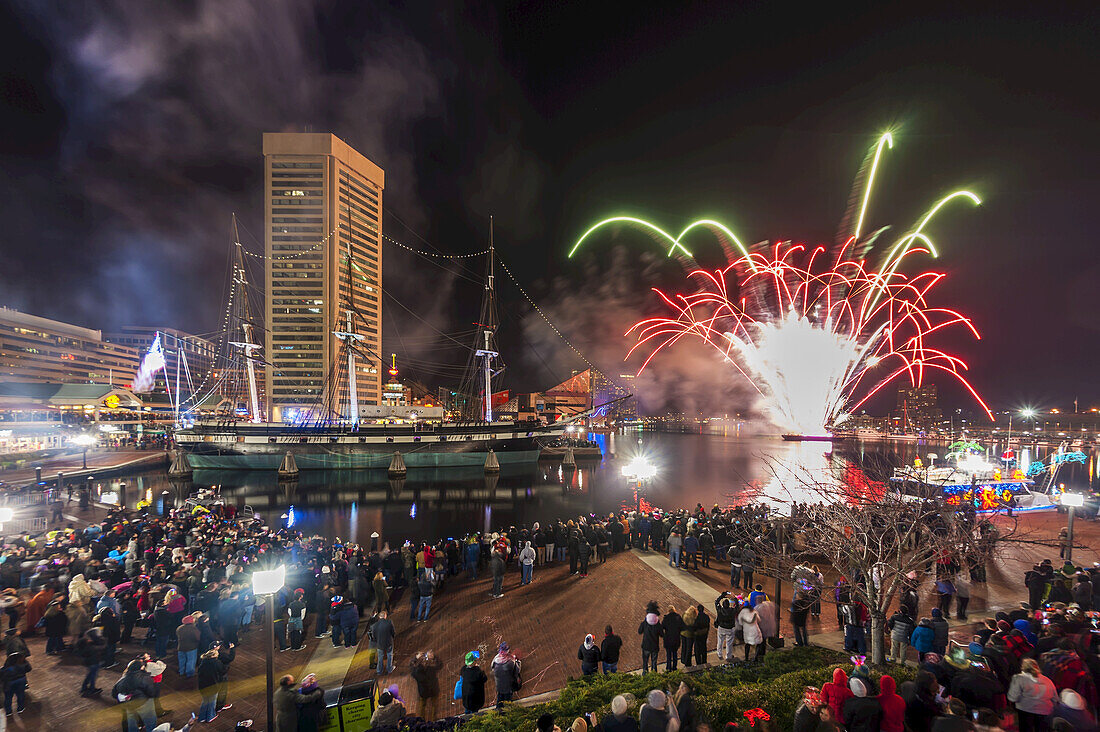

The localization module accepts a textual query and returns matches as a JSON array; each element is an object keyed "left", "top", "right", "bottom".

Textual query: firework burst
[{"left": 571, "top": 134, "right": 993, "bottom": 434}]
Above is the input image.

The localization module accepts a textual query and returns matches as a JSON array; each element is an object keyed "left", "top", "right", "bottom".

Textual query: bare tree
[{"left": 751, "top": 458, "right": 1043, "bottom": 666}]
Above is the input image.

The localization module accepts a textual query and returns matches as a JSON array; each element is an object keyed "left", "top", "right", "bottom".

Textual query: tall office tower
[{"left": 262, "top": 133, "right": 384, "bottom": 422}]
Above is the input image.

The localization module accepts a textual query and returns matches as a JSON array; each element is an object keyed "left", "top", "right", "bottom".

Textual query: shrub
[{"left": 450, "top": 647, "right": 916, "bottom": 732}]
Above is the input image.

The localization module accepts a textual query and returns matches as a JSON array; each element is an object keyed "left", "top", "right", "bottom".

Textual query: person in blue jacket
[
  {"left": 909, "top": 617, "right": 936, "bottom": 662},
  {"left": 328, "top": 596, "right": 358, "bottom": 649}
]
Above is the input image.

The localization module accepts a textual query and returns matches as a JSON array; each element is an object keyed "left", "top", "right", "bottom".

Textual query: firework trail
[{"left": 570, "top": 134, "right": 992, "bottom": 434}]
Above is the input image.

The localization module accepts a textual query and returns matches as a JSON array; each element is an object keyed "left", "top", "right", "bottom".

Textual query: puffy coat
[
  {"left": 930, "top": 615, "right": 950, "bottom": 650},
  {"left": 821, "top": 667, "right": 853, "bottom": 721},
  {"left": 329, "top": 600, "right": 358, "bottom": 629},
  {"left": 577, "top": 640, "right": 601, "bottom": 667},
  {"left": 888, "top": 611, "right": 915, "bottom": 643},
  {"left": 910, "top": 619, "right": 935, "bottom": 653},
  {"left": 878, "top": 674, "right": 906, "bottom": 732}
]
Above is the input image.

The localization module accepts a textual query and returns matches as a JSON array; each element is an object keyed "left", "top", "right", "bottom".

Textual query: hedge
[{"left": 448, "top": 646, "right": 916, "bottom": 732}]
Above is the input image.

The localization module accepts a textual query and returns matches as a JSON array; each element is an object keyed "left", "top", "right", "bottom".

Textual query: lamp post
[
  {"left": 621, "top": 457, "right": 657, "bottom": 513},
  {"left": 252, "top": 565, "right": 286, "bottom": 732},
  {"left": 1061, "top": 492, "right": 1083, "bottom": 562},
  {"left": 71, "top": 434, "right": 96, "bottom": 470}
]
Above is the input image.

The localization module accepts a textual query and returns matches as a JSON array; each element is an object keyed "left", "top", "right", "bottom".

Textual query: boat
[
  {"left": 174, "top": 219, "right": 574, "bottom": 470},
  {"left": 888, "top": 443, "right": 1053, "bottom": 512}
]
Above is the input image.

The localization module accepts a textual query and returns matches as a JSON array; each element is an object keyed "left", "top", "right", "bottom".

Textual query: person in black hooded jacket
[
  {"left": 577, "top": 633, "right": 601, "bottom": 675},
  {"left": 600, "top": 626, "right": 622, "bottom": 674},
  {"left": 691, "top": 605, "right": 710, "bottom": 666},
  {"left": 637, "top": 603, "right": 663, "bottom": 673},
  {"left": 661, "top": 607, "right": 684, "bottom": 671}
]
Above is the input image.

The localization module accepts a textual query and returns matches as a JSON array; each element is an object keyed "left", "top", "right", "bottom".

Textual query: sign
[
  {"left": 1001, "top": 449, "right": 1015, "bottom": 461},
  {"left": 338, "top": 696, "right": 377, "bottom": 732},
  {"left": 103, "top": 395, "right": 120, "bottom": 409}
]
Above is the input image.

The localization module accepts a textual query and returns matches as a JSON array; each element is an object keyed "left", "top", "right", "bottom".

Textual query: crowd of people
[{"left": 0, "top": 480, "right": 1096, "bottom": 732}]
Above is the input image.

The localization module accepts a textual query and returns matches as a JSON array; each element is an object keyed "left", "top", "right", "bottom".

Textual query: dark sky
[{"left": 0, "top": 1, "right": 1097, "bottom": 415}]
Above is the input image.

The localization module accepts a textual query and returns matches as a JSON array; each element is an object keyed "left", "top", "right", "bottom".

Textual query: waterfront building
[
  {"left": 262, "top": 133, "right": 384, "bottom": 422},
  {"left": 0, "top": 307, "right": 139, "bottom": 386},
  {"left": 104, "top": 326, "right": 216, "bottom": 378}
]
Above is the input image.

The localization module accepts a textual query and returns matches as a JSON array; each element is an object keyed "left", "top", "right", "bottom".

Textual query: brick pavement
[{"left": 341, "top": 549, "right": 701, "bottom": 718}]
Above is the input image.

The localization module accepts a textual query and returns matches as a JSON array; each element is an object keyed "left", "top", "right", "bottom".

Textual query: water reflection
[{"left": 89, "top": 433, "right": 1100, "bottom": 545}]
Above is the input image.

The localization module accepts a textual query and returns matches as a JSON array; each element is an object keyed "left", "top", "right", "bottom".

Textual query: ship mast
[
  {"left": 333, "top": 247, "right": 365, "bottom": 426},
  {"left": 228, "top": 215, "right": 263, "bottom": 423},
  {"left": 475, "top": 219, "right": 499, "bottom": 422}
]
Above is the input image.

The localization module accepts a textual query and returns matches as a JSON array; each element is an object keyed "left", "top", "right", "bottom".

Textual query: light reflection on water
[{"left": 91, "top": 432, "right": 1096, "bottom": 545}]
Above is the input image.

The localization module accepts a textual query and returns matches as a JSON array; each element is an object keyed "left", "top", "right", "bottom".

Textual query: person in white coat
[
  {"left": 1007, "top": 658, "right": 1058, "bottom": 732},
  {"left": 736, "top": 604, "right": 763, "bottom": 661}
]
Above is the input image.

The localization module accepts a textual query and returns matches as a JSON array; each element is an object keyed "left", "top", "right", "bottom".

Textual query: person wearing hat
[
  {"left": 459, "top": 651, "right": 487, "bottom": 715},
  {"left": 842, "top": 676, "right": 882, "bottom": 732},
  {"left": 929, "top": 608, "right": 950, "bottom": 657},
  {"left": 273, "top": 673, "right": 323, "bottom": 732},
  {"left": 176, "top": 614, "right": 201, "bottom": 679},
  {"left": 949, "top": 644, "right": 1004, "bottom": 712},
  {"left": 369, "top": 689, "right": 406, "bottom": 728},
  {"left": 577, "top": 633, "right": 601, "bottom": 676},
  {"left": 285, "top": 589, "right": 306, "bottom": 651},
  {"left": 536, "top": 712, "right": 562, "bottom": 732},
  {"left": 491, "top": 642, "right": 521, "bottom": 708},
  {"left": 1051, "top": 688, "right": 1099, "bottom": 731}
]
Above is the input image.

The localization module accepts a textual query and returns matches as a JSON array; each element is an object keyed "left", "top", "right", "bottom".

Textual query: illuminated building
[
  {"left": 262, "top": 133, "right": 384, "bottom": 422},
  {"left": 892, "top": 385, "right": 942, "bottom": 430},
  {"left": 105, "top": 326, "right": 216, "bottom": 386},
  {"left": 0, "top": 307, "right": 139, "bottom": 385},
  {"left": 381, "top": 354, "right": 406, "bottom": 407}
]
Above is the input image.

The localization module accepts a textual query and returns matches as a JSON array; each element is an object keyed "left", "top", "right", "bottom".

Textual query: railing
[
  {"left": 1, "top": 517, "right": 47, "bottom": 535},
  {"left": 1, "top": 492, "right": 47, "bottom": 507}
]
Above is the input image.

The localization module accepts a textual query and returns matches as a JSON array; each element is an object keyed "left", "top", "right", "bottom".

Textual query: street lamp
[
  {"left": 252, "top": 565, "right": 286, "bottom": 732},
  {"left": 1061, "top": 492, "right": 1084, "bottom": 562},
  {"left": 622, "top": 457, "right": 657, "bottom": 513},
  {"left": 71, "top": 434, "right": 96, "bottom": 470}
]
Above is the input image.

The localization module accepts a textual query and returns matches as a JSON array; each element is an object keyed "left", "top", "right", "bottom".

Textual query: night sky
[{"left": 0, "top": 2, "right": 1097, "bottom": 416}]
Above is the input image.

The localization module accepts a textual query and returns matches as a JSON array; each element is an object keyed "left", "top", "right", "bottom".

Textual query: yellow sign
[{"left": 104, "top": 395, "right": 120, "bottom": 409}]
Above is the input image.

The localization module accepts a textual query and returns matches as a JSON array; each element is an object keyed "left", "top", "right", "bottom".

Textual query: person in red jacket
[
  {"left": 878, "top": 674, "right": 905, "bottom": 732},
  {"left": 821, "top": 667, "right": 853, "bottom": 722}
]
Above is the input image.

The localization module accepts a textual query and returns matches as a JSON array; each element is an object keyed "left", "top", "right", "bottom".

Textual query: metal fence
[{"left": 1, "top": 517, "right": 47, "bottom": 535}]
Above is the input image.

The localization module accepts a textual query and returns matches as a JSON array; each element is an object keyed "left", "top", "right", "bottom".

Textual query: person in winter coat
[
  {"left": 736, "top": 603, "right": 763, "bottom": 661},
  {"left": 1051, "top": 688, "right": 1099, "bottom": 732},
  {"left": 410, "top": 651, "right": 442, "bottom": 721},
  {"left": 459, "top": 651, "right": 488, "bottom": 714},
  {"left": 112, "top": 658, "right": 158, "bottom": 732},
  {"left": 661, "top": 607, "right": 684, "bottom": 671},
  {"left": 577, "top": 633, "right": 601, "bottom": 675},
  {"left": 42, "top": 599, "right": 68, "bottom": 654},
  {"left": 843, "top": 677, "right": 882, "bottom": 732},
  {"left": 910, "top": 618, "right": 936, "bottom": 662},
  {"left": 679, "top": 605, "right": 697, "bottom": 667},
  {"left": 714, "top": 593, "right": 738, "bottom": 660},
  {"left": 491, "top": 642, "right": 521, "bottom": 707},
  {"left": 519, "top": 542, "right": 536, "bottom": 585},
  {"left": 372, "top": 610, "right": 396, "bottom": 674},
  {"left": 176, "top": 614, "right": 201, "bottom": 679},
  {"left": 328, "top": 596, "right": 358, "bottom": 648},
  {"left": 0, "top": 652, "right": 30, "bottom": 715},
  {"left": 601, "top": 626, "right": 622, "bottom": 674},
  {"left": 77, "top": 626, "right": 107, "bottom": 697},
  {"left": 878, "top": 674, "right": 906, "bottom": 732},
  {"left": 821, "top": 667, "right": 853, "bottom": 722},
  {"left": 887, "top": 608, "right": 915, "bottom": 663},
  {"left": 489, "top": 550, "right": 505, "bottom": 598},
  {"left": 1007, "top": 658, "right": 1058, "bottom": 732},
  {"left": 369, "top": 690, "right": 406, "bottom": 728},
  {"left": 789, "top": 591, "right": 812, "bottom": 647},
  {"left": 691, "top": 605, "right": 710, "bottom": 666},
  {"left": 929, "top": 608, "right": 950, "bottom": 656},
  {"left": 273, "top": 673, "right": 323, "bottom": 732},
  {"left": 901, "top": 670, "right": 941, "bottom": 732},
  {"left": 196, "top": 646, "right": 231, "bottom": 722},
  {"left": 297, "top": 674, "right": 327, "bottom": 732},
  {"left": 638, "top": 606, "right": 663, "bottom": 673}
]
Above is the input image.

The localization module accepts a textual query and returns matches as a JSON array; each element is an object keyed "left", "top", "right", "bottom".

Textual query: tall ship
[{"left": 173, "top": 219, "right": 575, "bottom": 470}]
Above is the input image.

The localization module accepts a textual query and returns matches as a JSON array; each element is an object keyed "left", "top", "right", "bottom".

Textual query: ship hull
[{"left": 175, "top": 421, "right": 554, "bottom": 470}]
